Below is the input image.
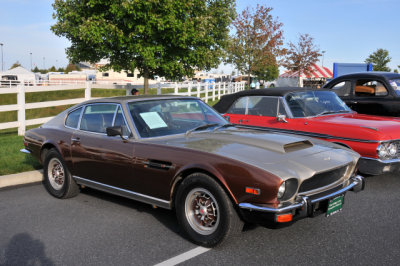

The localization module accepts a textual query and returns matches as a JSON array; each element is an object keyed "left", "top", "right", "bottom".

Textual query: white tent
[{"left": 0, "top": 66, "right": 36, "bottom": 82}]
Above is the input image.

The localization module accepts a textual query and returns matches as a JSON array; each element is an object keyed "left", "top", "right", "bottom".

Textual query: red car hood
[{"left": 313, "top": 113, "right": 400, "bottom": 140}]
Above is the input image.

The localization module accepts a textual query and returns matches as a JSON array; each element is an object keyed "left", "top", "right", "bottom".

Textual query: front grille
[{"left": 299, "top": 165, "right": 348, "bottom": 193}]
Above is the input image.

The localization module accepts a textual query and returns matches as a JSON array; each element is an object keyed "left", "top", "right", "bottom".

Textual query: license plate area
[{"left": 326, "top": 195, "right": 344, "bottom": 217}]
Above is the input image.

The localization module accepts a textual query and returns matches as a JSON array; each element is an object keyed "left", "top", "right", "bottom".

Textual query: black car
[{"left": 323, "top": 72, "right": 400, "bottom": 116}]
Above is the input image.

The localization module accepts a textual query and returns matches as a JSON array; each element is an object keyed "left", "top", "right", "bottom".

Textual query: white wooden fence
[{"left": 0, "top": 81, "right": 245, "bottom": 135}]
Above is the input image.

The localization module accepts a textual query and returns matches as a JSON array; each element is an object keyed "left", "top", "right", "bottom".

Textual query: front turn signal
[{"left": 276, "top": 213, "right": 293, "bottom": 223}]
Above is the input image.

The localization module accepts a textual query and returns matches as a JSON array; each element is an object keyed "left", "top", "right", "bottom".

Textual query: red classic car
[{"left": 214, "top": 88, "right": 400, "bottom": 175}]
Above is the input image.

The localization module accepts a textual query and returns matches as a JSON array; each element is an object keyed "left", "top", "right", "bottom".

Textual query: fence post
[
  {"left": 218, "top": 82, "right": 221, "bottom": 99},
  {"left": 174, "top": 82, "right": 178, "bottom": 94},
  {"left": 17, "top": 85, "right": 26, "bottom": 136},
  {"left": 197, "top": 83, "right": 200, "bottom": 98},
  {"left": 212, "top": 82, "right": 216, "bottom": 101},
  {"left": 205, "top": 82, "right": 209, "bottom": 103},
  {"left": 157, "top": 82, "right": 161, "bottom": 95},
  {"left": 188, "top": 82, "right": 192, "bottom": 96},
  {"left": 85, "top": 81, "right": 92, "bottom": 99},
  {"left": 125, "top": 83, "right": 132, "bottom": 96}
]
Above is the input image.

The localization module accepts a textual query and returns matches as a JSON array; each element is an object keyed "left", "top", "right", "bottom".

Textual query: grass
[
  {"left": 0, "top": 132, "right": 42, "bottom": 175},
  {"left": 0, "top": 88, "right": 219, "bottom": 175}
]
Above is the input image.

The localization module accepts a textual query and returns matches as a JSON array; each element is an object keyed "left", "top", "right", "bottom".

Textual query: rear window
[{"left": 65, "top": 107, "right": 82, "bottom": 129}]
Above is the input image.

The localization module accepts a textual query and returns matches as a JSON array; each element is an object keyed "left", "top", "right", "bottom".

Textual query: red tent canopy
[{"left": 280, "top": 63, "right": 333, "bottom": 78}]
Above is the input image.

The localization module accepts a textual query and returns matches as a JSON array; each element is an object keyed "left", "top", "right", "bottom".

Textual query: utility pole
[
  {"left": 30, "top": 52, "right": 32, "bottom": 71},
  {"left": 321, "top": 51, "right": 326, "bottom": 67},
  {"left": 0, "top": 43, "right": 3, "bottom": 72}
]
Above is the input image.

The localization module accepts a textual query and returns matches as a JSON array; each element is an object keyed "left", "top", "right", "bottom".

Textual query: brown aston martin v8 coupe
[{"left": 22, "top": 95, "right": 364, "bottom": 246}]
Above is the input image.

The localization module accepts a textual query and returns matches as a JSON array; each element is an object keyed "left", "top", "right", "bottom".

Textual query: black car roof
[
  {"left": 213, "top": 87, "right": 320, "bottom": 113},
  {"left": 327, "top": 72, "right": 400, "bottom": 81}
]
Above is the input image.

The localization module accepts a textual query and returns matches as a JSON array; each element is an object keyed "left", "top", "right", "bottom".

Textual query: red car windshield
[{"left": 285, "top": 91, "right": 351, "bottom": 118}]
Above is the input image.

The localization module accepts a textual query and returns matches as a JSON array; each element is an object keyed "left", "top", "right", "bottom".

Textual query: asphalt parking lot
[{"left": 0, "top": 173, "right": 399, "bottom": 266}]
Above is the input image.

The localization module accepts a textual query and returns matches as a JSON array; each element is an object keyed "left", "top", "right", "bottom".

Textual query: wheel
[
  {"left": 175, "top": 173, "right": 243, "bottom": 247},
  {"left": 43, "top": 148, "right": 80, "bottom": 199}
]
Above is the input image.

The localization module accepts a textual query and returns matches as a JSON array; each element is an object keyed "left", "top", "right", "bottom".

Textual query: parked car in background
[
  {"left": 214, "top": 88, "right": 400, "bottom": 175},
  {"left": 323, "top": 72, "right": 400, "bottom": 116},
  {"left": 21, "top": 95, "right": 364, "bottom": 246}
]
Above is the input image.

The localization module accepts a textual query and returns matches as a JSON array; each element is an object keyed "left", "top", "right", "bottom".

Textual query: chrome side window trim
[
  {"left": 113, "top": 105, "right": 132, "bottom": 137},
  {"left": 73, "top": 176, "right": 171, "bottom": 209},
  {"left": 111, "top": 105, "right": 119, "bottom": 126}
]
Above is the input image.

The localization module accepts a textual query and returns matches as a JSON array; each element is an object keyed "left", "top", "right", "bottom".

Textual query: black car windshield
[
  {"left": 128, "top": 98, "right": 227, "bottom": 138},
  {"left": 285, "top": 91, "right": 351, "bottom": 118}
]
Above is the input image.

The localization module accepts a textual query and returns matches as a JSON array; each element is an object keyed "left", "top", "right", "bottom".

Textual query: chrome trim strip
[
  {"left": 20, "top": 148, "right": 31, "bottom": 154},
  {"left": 73, "top": 176, "right": 171, "bottom": 209},
  {"left": 238, "top": 175, "right": 364, "bottom": 213},
  {"left": 237, "top": 125, "right": 380, "bottom": 143}
]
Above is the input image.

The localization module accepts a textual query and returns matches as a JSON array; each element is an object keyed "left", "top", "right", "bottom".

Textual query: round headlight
[
  {"left": 277, "top": 182, "right": 286, "bottom": 199},
  {"left": 388, "top": 143, "right": 397, "bottom": 157},
  {"left": 377, "top": 144, "right": 388, "bottom": 159}
]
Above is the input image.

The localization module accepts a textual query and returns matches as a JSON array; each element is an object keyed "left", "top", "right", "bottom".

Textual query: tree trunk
[{"left": 143, "top": 69, "right": 149, "bottom": 95}]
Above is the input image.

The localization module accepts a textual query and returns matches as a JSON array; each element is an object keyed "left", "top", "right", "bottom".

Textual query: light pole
[
  {"left": 0, "top": 43, "right": 3, "bottom": 72},
  {"left": 321, "top": 50, "right": 326, "bottom": 67},
  {"left": 30, "top": 52, "right": 32, "bottom": 71}
]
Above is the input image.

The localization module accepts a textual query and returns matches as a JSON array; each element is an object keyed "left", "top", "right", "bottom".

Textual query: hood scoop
[
  {"left": 191, "top": 130, "right": 315, "bottom": 154},
  {"left": 284, "top": 140, "right": 313, "bottom": 153}
]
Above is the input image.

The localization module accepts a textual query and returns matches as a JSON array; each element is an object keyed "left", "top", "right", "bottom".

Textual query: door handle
[
  {"left": 71, "top": 137, "right": 80, "bottom": 143},
  {"left": 239, "top": 119, "right": 249, "bottom": 123}
]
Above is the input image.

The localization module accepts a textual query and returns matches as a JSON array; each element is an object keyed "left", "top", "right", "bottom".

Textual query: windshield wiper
[
  {"left": 185, "top": 123, "right": 219, "bottom": 136},
  {"left": 212, "top": 123, "right": 236, "bottom": 132},
  {"left": 316, "top": 110, "right": 350, "bottom": 116}
]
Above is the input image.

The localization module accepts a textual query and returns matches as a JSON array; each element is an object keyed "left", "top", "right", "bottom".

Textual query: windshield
[
  {"left": 285, "top": 91, "right": 351, "bottom": 118},
  {"left": 128, "top": 99, "right": 227, "bottom": 138}
]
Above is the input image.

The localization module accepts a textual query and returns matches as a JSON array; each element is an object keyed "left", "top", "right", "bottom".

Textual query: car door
[
  {"left": 223, "top": 95, "right": 306, "bottom": 133},
  {"left": 70, "top": 103, "right": 136, "bottom": 190},
  {"left": 352, "top": 79, "right": 392, "bottom": 116}
]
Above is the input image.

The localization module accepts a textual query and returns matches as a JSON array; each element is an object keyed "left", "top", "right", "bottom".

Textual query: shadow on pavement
[{"left": 0, "top": 233, "right": 54, "bottom": 266}]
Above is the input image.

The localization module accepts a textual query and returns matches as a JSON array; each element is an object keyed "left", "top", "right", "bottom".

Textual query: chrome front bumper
[
  {"left": 239, "top": 175, "right": 365, "bottom": 216},
  {"left": 359, "top": 157, "right": 400, "bottom": 175}
]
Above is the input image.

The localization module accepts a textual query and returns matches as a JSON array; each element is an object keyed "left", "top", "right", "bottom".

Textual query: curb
[{"left": 0, "top": 169, "right": 43, "bottom": 189}]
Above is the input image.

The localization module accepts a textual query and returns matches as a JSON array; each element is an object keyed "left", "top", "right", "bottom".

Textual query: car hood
[
  {"left": 143, "top": 128, "right": 359, "bottom": 181},
  {"left": 312, "top": 113, "right": 400, "bottom": 140}
]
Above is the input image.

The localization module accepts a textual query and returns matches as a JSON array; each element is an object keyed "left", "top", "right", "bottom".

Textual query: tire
[
  {"left": 43, "top": 148, "right": 80, "bottom": 199},
  {"left": 175, "top": 173, "right": 243, "bottom": 247}
]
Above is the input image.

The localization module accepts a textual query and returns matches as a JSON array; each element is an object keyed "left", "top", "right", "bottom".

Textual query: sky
[{"left": 0, "top": 0, "right": 399, "bottom": 74}]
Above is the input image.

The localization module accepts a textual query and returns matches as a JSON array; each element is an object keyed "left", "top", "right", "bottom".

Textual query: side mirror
[
  {"left": 277, "top": 114, "right": 288, "bottom": 123},
  {"left": 106, "top": 126, "right": 123, "bottom": 137}
]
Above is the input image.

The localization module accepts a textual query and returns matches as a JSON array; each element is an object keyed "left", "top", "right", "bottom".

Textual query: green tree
[
  {"left": 57, "top": 67, "right": 65, "bottom": 72},
  {"left": 282, "top": 34, "right": 322, "bottom": 86},
  {"left": 51, "top": 0, "right": 235, "bottom": 94},
  {"left": 226, "top": 5, "right": 285, "bottom": 83},
  {"left": 49, "top": 66, "right": 57, "bottom": 72},
  {"left": 32, "top": 66, "right": 40, "bottom": 73},
  {"left": 64, "top": 63, "right": 81, "bottom": 73},
  {"left": 365, "top": 48, "right": 391, "bottom": 72},
  {"left": 10, "top": 61, "right": 22, "bottom": 69}
]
